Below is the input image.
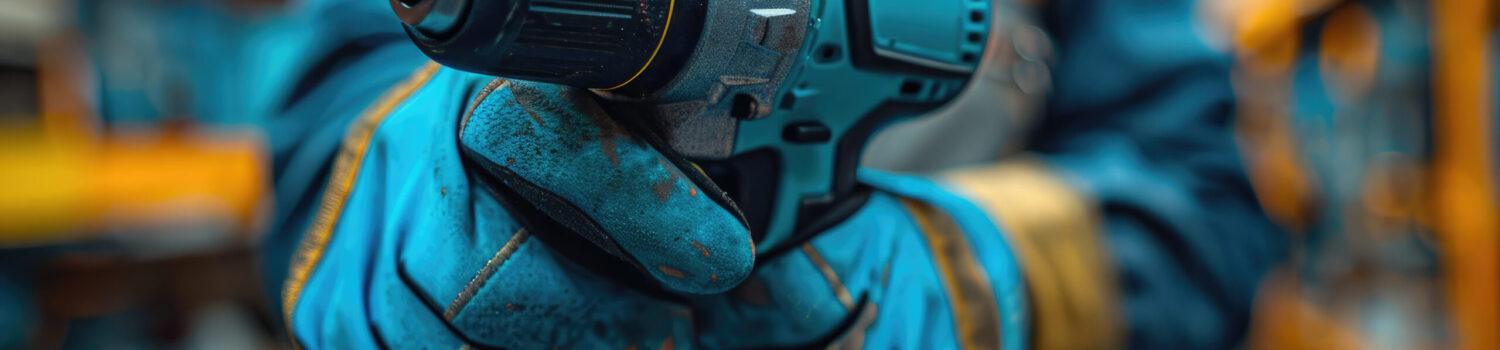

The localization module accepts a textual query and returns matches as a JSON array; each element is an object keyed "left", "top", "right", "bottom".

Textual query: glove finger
[
  {"left": 458, "top": 79, "right": 754, "bottom": 294},
  {"left": 410, "top": 205, "right": 692, "bottom": 349}
]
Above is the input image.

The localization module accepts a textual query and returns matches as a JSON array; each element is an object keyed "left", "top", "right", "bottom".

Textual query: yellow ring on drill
[{"left": 600, "top": 0, "right": 675, "bottom": 91}]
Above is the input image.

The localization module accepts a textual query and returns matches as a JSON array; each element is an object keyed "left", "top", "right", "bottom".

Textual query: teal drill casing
[
  {"left": 396, "top": 0, "right": 994, "bottom": 258},
  {"left": 729, "top": 0, "right": 991, "bottom": 254}
]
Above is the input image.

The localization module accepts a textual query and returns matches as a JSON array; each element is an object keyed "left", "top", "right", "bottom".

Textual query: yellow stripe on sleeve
[
  {"left": 942, "top": 157, "right": 1121, "bottom": 350},
  {"left": 281, "top": 62, "right": 442, "bottom": 347},
  {"left": 900, "top": 198, "right": 1002, "bottom": 349}
]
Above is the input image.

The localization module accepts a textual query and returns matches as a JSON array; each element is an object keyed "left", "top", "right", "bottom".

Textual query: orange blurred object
[
  {"left": 1228, "top": 0, "right": 1500, "bottom": 348},
  {"left": 0, "top": 125, "right": 269, "bottom": 246},
  {"left": 1428, "top": 0, "right": 1500, "bottom": 348}
]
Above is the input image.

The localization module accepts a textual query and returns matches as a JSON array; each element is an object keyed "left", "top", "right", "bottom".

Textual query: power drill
[{"left": 392, "top": 0, "right": 994, "bottom": 258}]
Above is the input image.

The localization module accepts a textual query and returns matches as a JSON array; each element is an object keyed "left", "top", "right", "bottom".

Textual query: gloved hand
[
  {"left": 284, "top": 66, "right": 755, "bottom": 349},
  {"left": 286, "top": 65, "right": 1027, "bottom": 350},
  {"left": 455, "top": 86, "right": 1034, "bottom": 347}
]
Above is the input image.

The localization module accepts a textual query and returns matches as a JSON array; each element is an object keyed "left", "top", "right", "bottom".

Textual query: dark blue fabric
[{"left": 1035, "top": 0, "right": 1289, "bottom": 348}]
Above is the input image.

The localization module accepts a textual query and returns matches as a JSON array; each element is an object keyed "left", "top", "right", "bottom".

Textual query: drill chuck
[{"left": 394, "top": 0, "right": 703, "bottom": 94}]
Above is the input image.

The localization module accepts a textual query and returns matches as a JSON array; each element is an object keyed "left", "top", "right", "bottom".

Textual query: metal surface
[
  {"left": 391, "top": 0, "right": 470, "bottom": 37},
  {"left": 598, "top": 0, "right": 814, "bottom": 159}
]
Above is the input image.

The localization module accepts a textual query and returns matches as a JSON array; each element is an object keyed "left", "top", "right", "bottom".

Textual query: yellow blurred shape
[
  {"left": 0, "top": 124, "right": 268, "bottom": 246},
  {"left": 1234, "top": 0, "right": 1302, "bottom": 76},
  {"left": 1319, "top": 5, "right": 1381, "bottom": 102},
  {"left": 1235, "top": 100, "right": 1318, "bottom": 231},
  {"left": 0, "top": 126, "right": 92, "bottom": 237},
  {"left": 1247, "top": 272, "right": 1368, "bottom": 350}
]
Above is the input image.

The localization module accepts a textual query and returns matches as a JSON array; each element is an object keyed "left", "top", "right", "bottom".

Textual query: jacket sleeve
[
  {"left": 944, "top": 0, "right": 1289, "bottom": 348},
  {"left": 246, "top": 0, "right": 436, "bottom": 325}
]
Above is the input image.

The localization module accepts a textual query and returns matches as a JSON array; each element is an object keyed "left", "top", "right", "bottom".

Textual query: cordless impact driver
[{"left": 392, "top": 0, "right": 995, "bottom": 268}]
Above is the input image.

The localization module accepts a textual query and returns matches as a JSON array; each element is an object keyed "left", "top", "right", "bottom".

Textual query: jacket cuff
[{"left": 941, "top": 157, "right": 1122, "bottom": 350}]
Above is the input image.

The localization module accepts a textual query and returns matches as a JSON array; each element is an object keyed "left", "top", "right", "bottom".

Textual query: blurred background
[{"left": 0, "top": 0, "right": 1495, "bottom": 349}]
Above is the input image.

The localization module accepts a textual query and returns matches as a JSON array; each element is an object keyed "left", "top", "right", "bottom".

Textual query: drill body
[{"left": 396, "top": 0, "right": 994, "bottom": 253}]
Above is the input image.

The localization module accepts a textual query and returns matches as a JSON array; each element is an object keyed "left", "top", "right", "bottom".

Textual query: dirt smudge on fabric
[
  {"left": 657, "top": 265, "right": 685, "bottom": 278},
  {"left": 734, "top": 277, "right": 773, "bottom": 306},
  {"left": 651, "top": 157, "right": 685, "bottom": 201},
  {"left": 692, "top": 240, "right": 710, "bottom": 258}
]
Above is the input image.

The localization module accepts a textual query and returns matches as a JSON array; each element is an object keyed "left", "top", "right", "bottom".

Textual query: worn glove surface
[
  {"left": 458, "top": 79, "right": 756, "bottom": 294},
  {"left": 283, "top": 65, "right": 754, "bottom": 349}
]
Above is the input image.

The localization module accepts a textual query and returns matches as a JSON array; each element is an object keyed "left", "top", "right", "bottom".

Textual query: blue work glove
[{"left": 283, "top": 66, "right": 755, "bottom": 349}]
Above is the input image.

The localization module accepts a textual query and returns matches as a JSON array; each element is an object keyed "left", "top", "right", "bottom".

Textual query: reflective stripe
[
  {"left": 281, "top": 62, "right": 442, "bottom": 347},
  {"left": 802, "top": 243, "right": 856, "bottom": 310},
  {"left": 942, "top": 158, "right": 1119, "bottom": 350},
  {"left": 901, "top": 198, "right": 1002, "bottom": 350},
  {"left": 445, "top": 229, "right": 532, "bottom": 320}
]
